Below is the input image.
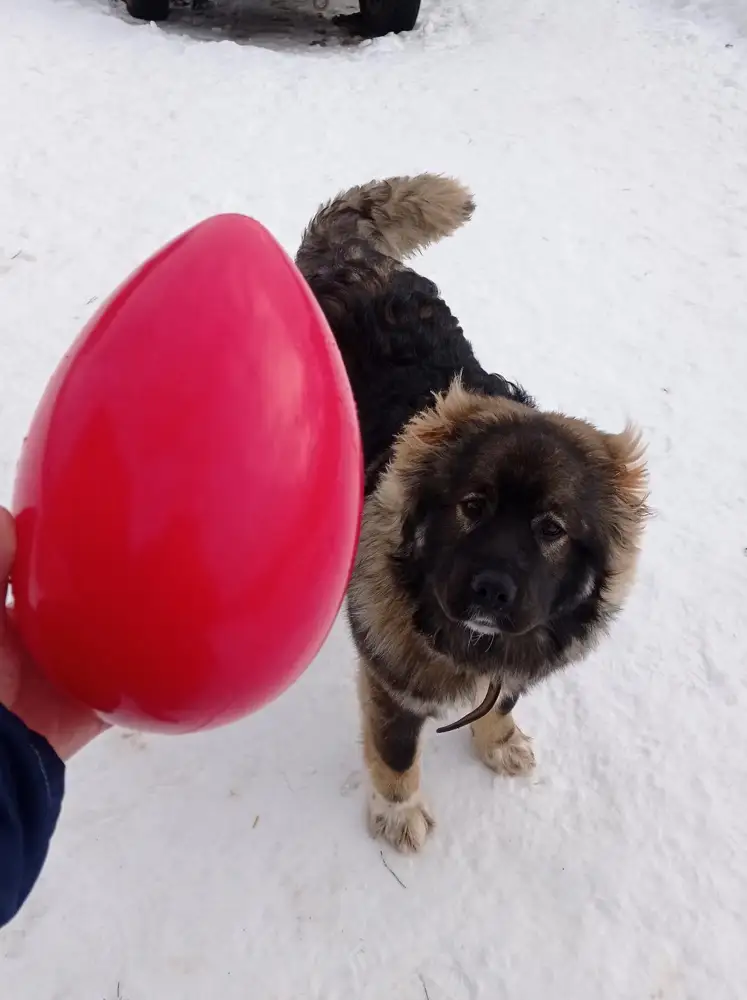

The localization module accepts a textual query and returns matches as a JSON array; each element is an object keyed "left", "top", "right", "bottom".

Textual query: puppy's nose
[{"left": 470, "top": 570, "right": 518, "bottom": 611}]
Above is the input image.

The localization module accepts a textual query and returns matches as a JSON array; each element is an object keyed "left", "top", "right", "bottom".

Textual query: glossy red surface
[{"left": 11, "top": 215, "right": 363, "bottom": 733}]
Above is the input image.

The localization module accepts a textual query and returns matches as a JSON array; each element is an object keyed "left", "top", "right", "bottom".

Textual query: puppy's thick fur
[{"left": 297, "top": 175, "right": 649, "bottom": 853}]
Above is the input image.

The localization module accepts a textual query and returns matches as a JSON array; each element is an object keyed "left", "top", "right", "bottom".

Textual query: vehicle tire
[
  {"left": 126, "top": 0, "right": 171, "bottom": 21},
  {"left": 358, "top": 0, "right": 421, "bottom": 36}
]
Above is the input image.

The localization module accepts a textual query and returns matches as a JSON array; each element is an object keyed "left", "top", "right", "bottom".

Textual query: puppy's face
[
  {"left": 390, "top": 393, "right": 647, "bottom": 653},
  {"left": 414, "top": 423, "right": 608, "bottom": 638}
]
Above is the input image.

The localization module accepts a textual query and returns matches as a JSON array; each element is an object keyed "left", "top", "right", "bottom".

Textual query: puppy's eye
[
  {"left": 535, "top": 516, "right": 566, "bottom": 542},
  {"left": 458, "top": 495, "right": 487, "bottom": 521}
]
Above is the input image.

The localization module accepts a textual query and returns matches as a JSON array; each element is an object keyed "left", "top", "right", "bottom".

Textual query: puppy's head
[{"left": 378, "top": 380, "right": 648, "bottom": 658}]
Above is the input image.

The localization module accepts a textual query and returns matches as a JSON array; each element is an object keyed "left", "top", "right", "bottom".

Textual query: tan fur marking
[
  {"left": 358, "top": 665, "right": 422, "bottom": 803},
  {"left": 472, "top": 711, "right": 536, "bottom": 777},
  {"left": 359, "top": 664, "right": 434, "bottom": 852},
  {"left": 472, "top": 708, "right": 516, "bottom": 749},
  {"left": 362, "top": 717, "right": 422, "bottom": 804}
]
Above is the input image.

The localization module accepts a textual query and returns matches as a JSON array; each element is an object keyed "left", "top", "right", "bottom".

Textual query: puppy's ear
[
  {"left": 393, "top": 378, "right": 522, "bottom": 494},
  {"left": 395, "top": 389, "right": 464, "bottom": 473},
  {"left": 602, "top": 424, "right": 650, "bottom": 546}
]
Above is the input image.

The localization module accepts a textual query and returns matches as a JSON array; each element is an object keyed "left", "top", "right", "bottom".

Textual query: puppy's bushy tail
[{"left": 296, "top": 174, "right": 474, "bottom": 276}]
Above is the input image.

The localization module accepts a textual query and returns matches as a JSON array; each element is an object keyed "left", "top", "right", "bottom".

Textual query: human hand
[{"left": 0, "top": 506, "right": 109, "bottom": 760}]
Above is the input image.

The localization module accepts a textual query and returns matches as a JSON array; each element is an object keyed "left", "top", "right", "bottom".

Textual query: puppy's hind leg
[
  {"left": 471, "top": 693, "right": 536, "bottom": 777},
  {"left": 358, "top": 662, "right": 434, "bottom": 853}
]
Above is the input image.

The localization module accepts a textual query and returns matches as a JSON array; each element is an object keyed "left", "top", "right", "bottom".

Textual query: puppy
[{"left": 296, "top": 175, "right": 649, "bottom": 853}]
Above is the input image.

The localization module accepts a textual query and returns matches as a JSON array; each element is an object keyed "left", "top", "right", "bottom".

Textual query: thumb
[{"left": 0, "top": 507, "right": 17, "bottom": 605}]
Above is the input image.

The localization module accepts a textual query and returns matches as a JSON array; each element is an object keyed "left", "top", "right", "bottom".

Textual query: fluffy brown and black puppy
[{"left": 296, "top": 175, "right": 649, "bottom": 853}]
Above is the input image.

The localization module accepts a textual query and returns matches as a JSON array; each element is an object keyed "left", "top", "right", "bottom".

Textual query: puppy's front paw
[
  {"left": 367, "top": 789, "right": 435, "bottom": 853},
  {"left": 474, "top": 725, "right": 536, "bottom": 777}
]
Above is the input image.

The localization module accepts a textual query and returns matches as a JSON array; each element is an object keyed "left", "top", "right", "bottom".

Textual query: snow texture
[{"left": 1, "top": 0, "right": 746, "bottom": 997}]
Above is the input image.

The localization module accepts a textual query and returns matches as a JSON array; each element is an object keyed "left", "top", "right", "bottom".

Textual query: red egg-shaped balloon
[{"left": 11, "top": 215, "right": 363, "bottom": 733}]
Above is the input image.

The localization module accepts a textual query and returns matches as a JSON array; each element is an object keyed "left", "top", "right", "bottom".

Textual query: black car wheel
[
  {"left": 126, "top": 0, "right": 171, "bottom": 21},
  {"left": 358, "top": 0, "right": 421, "bottom": 36}
]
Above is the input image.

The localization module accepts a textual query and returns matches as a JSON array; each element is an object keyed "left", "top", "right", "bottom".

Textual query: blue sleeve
[{"left": 0, "top": 704, "right": 65, "bottom": 928}]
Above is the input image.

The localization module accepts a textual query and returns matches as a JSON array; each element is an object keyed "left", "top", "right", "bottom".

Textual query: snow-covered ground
[{"left": 1, "top": 0, "right": 746, "bottom": 996}]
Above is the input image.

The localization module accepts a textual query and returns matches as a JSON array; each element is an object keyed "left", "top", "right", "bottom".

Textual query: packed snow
[{"left": 1, "top": 0, "right": 746, "bottom": 997}]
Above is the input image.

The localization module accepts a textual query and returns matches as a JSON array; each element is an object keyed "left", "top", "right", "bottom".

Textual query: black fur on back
[{"left": 304, "top": 240, "right": 534, "bottom": 492}]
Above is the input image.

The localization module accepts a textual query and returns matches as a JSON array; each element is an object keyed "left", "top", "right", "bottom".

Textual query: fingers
[{"left": 0, "top": 507, "right": 17, "bottom": 605}]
